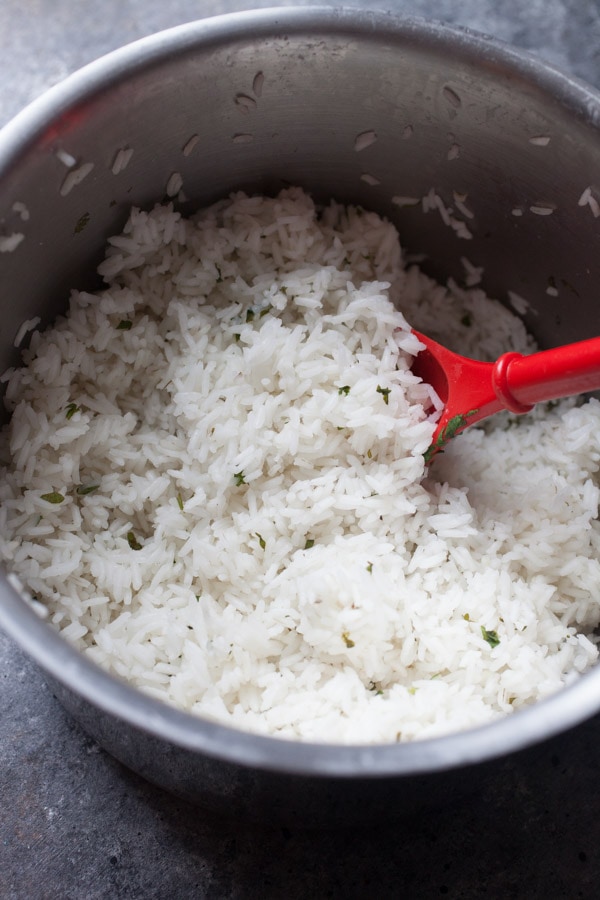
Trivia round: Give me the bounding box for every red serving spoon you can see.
[412,331,600,461]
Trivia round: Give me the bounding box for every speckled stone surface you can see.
[2,2,600,897]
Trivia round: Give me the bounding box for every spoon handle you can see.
[495,336,600,411]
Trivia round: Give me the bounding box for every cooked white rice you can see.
[2,187,600,743]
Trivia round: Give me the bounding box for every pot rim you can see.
[2,6,600,779]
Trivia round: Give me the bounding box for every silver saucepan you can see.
[1,7,600,826]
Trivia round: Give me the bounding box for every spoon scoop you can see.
[411,332,600,461]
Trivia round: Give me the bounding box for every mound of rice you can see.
[2,187,600,743]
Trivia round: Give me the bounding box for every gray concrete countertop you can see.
[2,2,600,897]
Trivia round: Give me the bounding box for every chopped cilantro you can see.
[304,538,315,550]
[481,626,500,648]
[342,631,355,648]
[424,409,479,462]
[234,333,241,342]
[259,305,272,318]
[76,484,99,496]
[245,309,255,323]
[117,320,132,330]
[176,493,184,511]
[463,612,470,621]
[376,385,391,405]
[366,562,373,574]
[215,264,223,283]
[256,533,266,550]
[41,491,64,504]
[338,385,351,396]
[127,531,143,551]
[74,212,90,234]
[65,402,80,420]
[234,471,246,486]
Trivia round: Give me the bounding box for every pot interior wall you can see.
[1,18,600,398]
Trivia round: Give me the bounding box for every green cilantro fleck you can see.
[127,531,143,551]
[366,562,373,574]
[259,305,272,319]
[234,471,246,486]
[76,484,100,496]
[176,493,184,511]
[117,320,132,330]
[481,626,500,648]
[376,385,391,405]
[215,264,223,283]
[65,402,80,420]
[463,612,470,621]
[423,409,479,463]
[338,385,351,396]
[41,491,64,504]
[304,538,315,550]
[256,533,266,550]
[245,309,255,323]
[74,212,90,234]
[234,333,241,342]
[342,631,355,648]
[408,686,417,695]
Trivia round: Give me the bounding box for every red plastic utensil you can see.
[411,331,600,461]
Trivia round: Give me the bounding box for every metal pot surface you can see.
[1,7,600,826]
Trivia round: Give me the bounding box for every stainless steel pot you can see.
[2,7,600,827]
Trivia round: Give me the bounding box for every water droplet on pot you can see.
[252,72,264,97]
[166,172,183,197]
[55,149,77,168]
[354,131,377,152]
[182,135,199,157]
[59,162,94,197]
[235,94,257,113]
[442,86,462,109]
[111,147,134,175]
